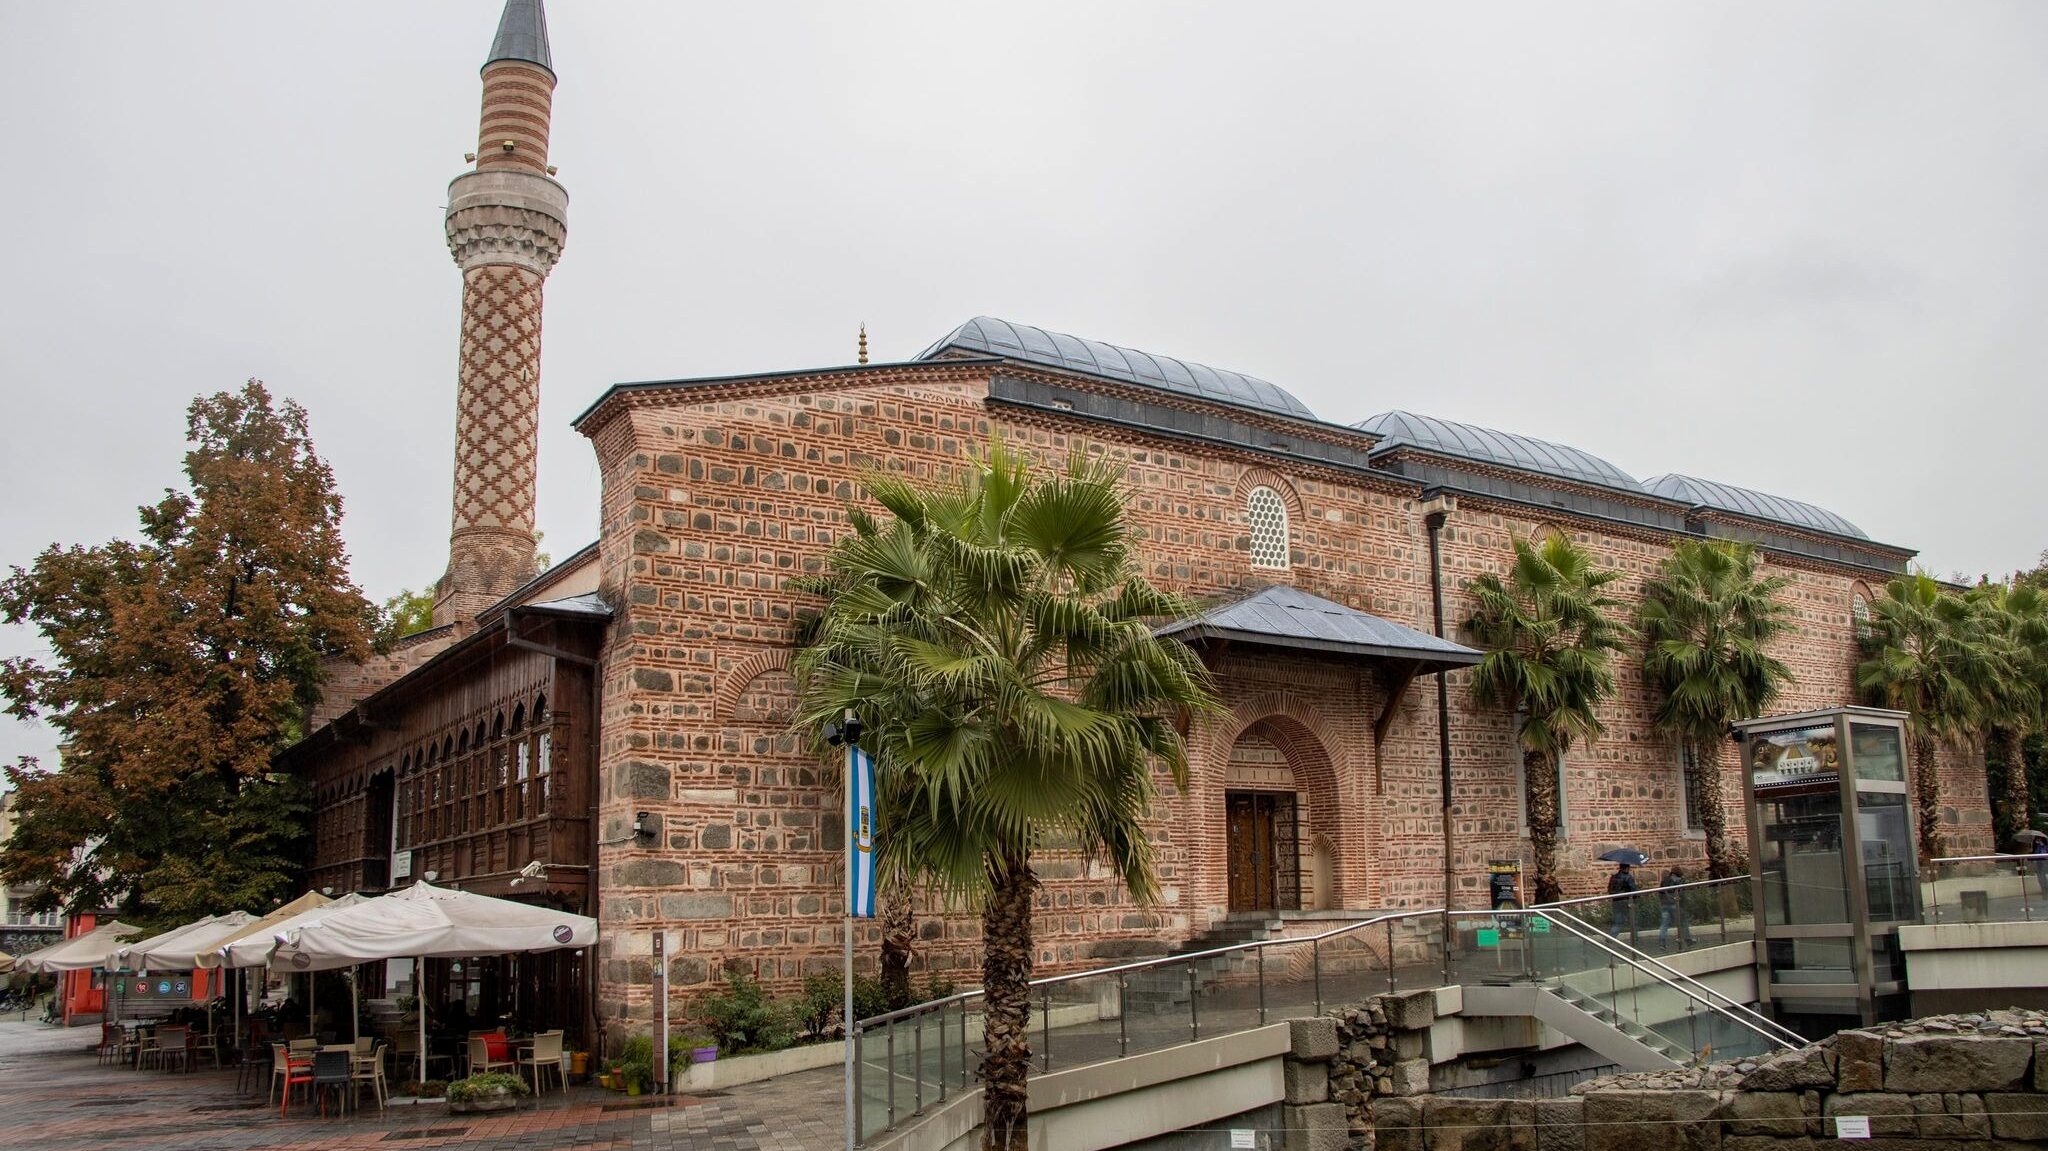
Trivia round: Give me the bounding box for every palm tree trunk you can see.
[1912,732,1944,863]
[1524,749,1564,903]
[880,869,915,1010]
[1688,739,1739,880]
[980,854,1036,1151]
[1993,727,2033,852]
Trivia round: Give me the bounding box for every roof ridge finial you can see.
[858,322,868,365]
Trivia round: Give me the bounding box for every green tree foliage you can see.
[1640,540,1793,879]
[1856,572,2009,862]
[1966,580,2048,848]
[376,586,437,648]
[791,441,1217,1151]
[1461,534,1631,903]
[0,381,374,923]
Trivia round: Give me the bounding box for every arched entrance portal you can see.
[1222,717,1337,912]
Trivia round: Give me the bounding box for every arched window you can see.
[533,693,548,724]
[1851,582,1873,631]
[1248,485,1290,570]
[510,704,525,733]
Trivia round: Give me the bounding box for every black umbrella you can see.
[1599,848,1650,866]
[2015,830,2048,849]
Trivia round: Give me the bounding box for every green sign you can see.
[1530,917,1551,934]
[1476,928,1501,948]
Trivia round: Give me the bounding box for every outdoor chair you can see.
[185,1027,219,1071]
[287,1038,317,1057]
[517,1030,567,1094]
[466,1035,514,1079]
[133,1028,160,1071]
[270,1043,312,1109]
[155,1025,191,1074]
[351,1042,388,1111]
[97,1023,133,1067]
[310,1048,354,1118]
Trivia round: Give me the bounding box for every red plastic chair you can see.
[279,1045,315,1119]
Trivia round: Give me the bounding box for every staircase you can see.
[1540,980,1690,1064]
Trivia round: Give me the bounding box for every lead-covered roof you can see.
[1642,473,1867,540]
[1354,409,1642,492]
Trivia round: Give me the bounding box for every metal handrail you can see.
[1532,873,1749,912]
[1541,907,1803,1050]
[1932,853,2045,865]
[854,905,1445,1030]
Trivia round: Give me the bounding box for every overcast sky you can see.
[1,1,2044,769]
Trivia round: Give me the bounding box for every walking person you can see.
[1658,864,1694,950]
[2031,836,2048,899]
[1606,862,1638,940]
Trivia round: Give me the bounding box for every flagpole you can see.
[842,738,856,1151]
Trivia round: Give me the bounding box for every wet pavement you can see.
[0,1021,844,1151]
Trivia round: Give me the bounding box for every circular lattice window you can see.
[1248,485,1290,569]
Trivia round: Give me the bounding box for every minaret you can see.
[433,0,569,627]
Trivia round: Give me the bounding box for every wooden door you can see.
[1227,791,1302,912]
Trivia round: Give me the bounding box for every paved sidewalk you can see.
[0,1022,844,1151]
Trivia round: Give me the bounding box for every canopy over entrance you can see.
[272,881,596,971]
[15,921,144,973]
[1155,584,1482,668]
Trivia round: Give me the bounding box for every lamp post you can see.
[827,709,868,1151]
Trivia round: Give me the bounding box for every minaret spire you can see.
[858,323,869,365]
[433,0,569,627]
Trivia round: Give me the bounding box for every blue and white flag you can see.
[847,745,877,919]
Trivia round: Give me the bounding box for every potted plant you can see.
[619,1057,652,1096]
[444,1072,529,1114]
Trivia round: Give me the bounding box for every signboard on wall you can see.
[1749,724,1840,788]
[392,850,412,880]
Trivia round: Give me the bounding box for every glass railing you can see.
[1529,875,1756,960]
[853,878,1772,1141]
[852,907,1452,1140]
[1925,855,2046,925]
[1530,908,1801,1062]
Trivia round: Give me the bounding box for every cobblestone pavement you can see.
[0,1022,843,1151]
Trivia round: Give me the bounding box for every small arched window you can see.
[1850,582,1874,632]
[1247,485,1290,570]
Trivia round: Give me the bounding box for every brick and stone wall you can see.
[574,362,1987,1022]
[1375,1010,2048,1150]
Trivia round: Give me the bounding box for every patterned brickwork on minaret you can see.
[433,0,567,628]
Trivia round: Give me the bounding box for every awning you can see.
[210,892,363,970]
[111,911,257,973]
[271,881,597,972]
[1155,584,1482,669]
[14,920,145,974]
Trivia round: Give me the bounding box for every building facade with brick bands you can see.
[292,2,1990,1040]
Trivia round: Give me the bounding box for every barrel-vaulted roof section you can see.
[918,317,1318,422]
[1643,473,1868,540]
[1354,410,1642,492]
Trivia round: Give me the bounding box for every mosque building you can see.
[289,1,1989,1038]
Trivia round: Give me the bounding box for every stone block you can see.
[1738,1045,1834,1092]
[1388,1057,1430,1096]
[612,759,672,800]
[1909,1091,1991,1139]
[1532,1097,1584,1151]
[1884,1034,2033,1093]
[1834,1030,1884,1093]
[1373,1097,1423,1151]
[1724,1091,1806,1138]
[614,858,685,888]
[1721,1139,1809,1151]
[1822,1092,1915,1138]
[1383,989,1439,1031]
[1282,1101,1349,1151]
[2036,1039,2048,1092]
[1422,1098,1535,1151]
[1582,1089,1723,1151]
[1290,1017,1340,1061]
[658,893,733,919]
[1985,1092,2048,1141]
[1285,1058,1330,1104]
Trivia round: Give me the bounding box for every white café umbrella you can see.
[210,893,362,1044]
[15,920,144,973]
[108,912,255,972]
[272,882,597,1081]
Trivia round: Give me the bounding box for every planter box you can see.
[448,1092,519,1114]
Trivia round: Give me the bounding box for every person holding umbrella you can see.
[1600,849,1648,942]
[2020,830,2048,898]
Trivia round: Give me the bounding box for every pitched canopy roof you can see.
[918,316,1317,421]
[1156,584,1481,668]
[1355,410,1642,492]
[486,0,552,74]
[1643,473,1868,540]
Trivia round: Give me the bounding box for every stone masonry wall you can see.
[1376,1009,2048,1151]
[576,362,1986,1021]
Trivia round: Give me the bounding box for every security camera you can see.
[501,139,516,152]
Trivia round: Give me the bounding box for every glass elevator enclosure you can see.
[1735,706,1917,1030]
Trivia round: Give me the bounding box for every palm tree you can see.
[1640,540,1793,879]
[1856,573,2006,862]
[1965,581,2047,848]
[792,442,1217,1151]
[1460,534,1631,903]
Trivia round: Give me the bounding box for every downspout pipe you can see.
[1424,498,1456,911]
